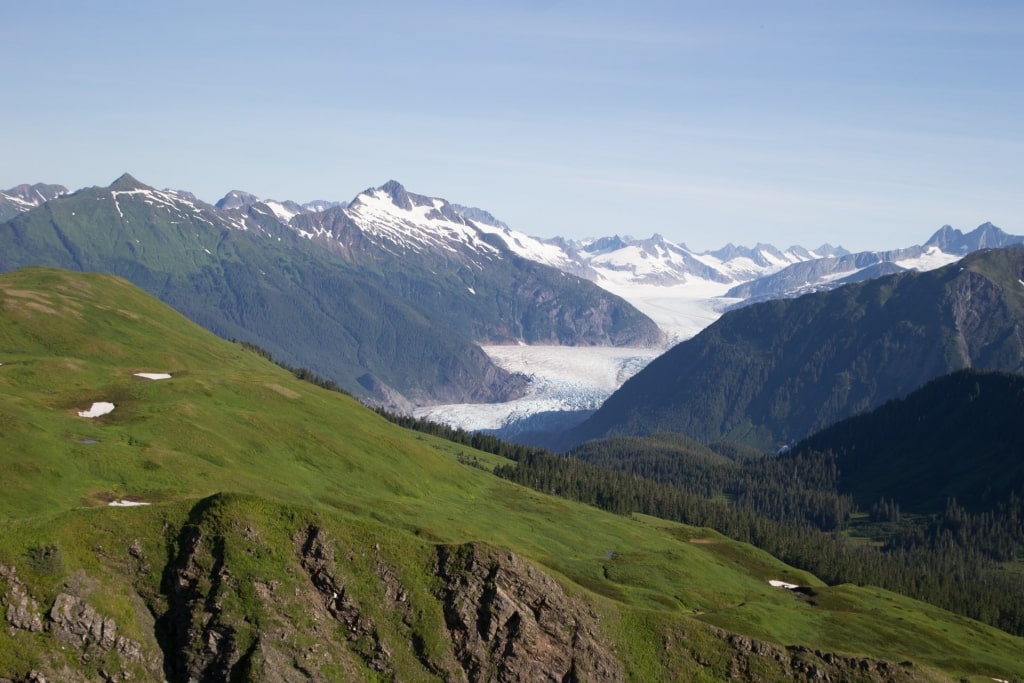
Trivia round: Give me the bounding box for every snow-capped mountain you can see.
[0,182,69,222]
[286,180,664,348]
[719,223,1024,308]
[299,180,509,261]
[408,212,1024,436]
[199,179,1024,436]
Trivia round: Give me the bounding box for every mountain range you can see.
[563,245,1024,451]
[3,170,1024,679]
[5,175,1019,432]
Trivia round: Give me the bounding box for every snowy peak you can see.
[302,199,344,213]
[107,179,220,226]
[583,235,631,255]
[376,179,417,211]
[215,190,261,211]
[450,204,508,230]
[96,174,287,238]
[329,181,504,259]
[0,182,68,206]
[109,172,148,191]
[0,182,69,221]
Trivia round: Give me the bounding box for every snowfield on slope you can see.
[592,277,739,343]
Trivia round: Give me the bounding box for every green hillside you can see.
[0,267,1021,681]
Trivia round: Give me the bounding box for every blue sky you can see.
[5,1,1022,251]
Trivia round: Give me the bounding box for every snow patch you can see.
[769,580,800,589]
[264,200,300,223]
[108,500,151,507]
[78,402,115,418]
[134,372,171,380]
[893,246,959,271]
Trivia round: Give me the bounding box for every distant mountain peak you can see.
[109,172,148,191]
[216,190,261,210]
[0,182,70,221]
[451,204,508,230]
[924,222,1016,255]
[376,180,413,210]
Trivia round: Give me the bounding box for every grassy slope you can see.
[0,267,1021,680]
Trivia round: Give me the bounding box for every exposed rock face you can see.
[295,525,393,675]
[0,516,961,682]
[49,593,117,650]
[436,543,624,683]
[159,524,247,682]
[0,565,44,633]
[719,631,925,682]
[0,564,157,682]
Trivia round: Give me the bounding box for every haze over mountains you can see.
[2,174,1021,433]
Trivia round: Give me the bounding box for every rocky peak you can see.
[583,235,629,254]
[1,182,68,204]
[925,222,1020,255]
[215,190,261,210]
[451,204,509,230]
[377,179,414,210]
[108,172,148,191]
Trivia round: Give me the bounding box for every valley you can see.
[2,177,1024,681]
[1,267,1022,681]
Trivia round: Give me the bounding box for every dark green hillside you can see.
[508,370,1024,637]
[0,175,522,405]
[2,267,1022,681]
[567,246,1024,450]
[789,369,1024,514]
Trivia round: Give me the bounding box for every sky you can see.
[4,1,1023,252]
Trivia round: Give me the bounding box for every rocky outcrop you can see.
[0,522,965,683]
[295,525,393,675]
[436,543,624,683]
[0,565,44,633]
[0,564,157,682]
[49,592,143,662]
[718,631,925,682]
[159,524,247,682]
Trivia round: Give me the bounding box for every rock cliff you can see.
[0,504,953,682]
